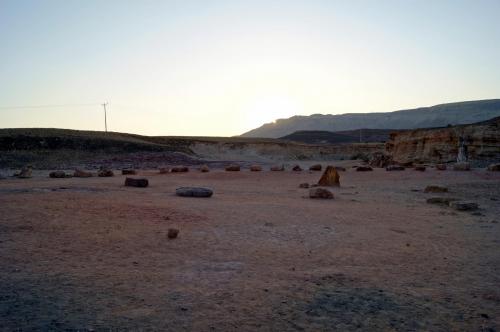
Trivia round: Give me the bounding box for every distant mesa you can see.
[241,99,500,138]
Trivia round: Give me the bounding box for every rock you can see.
[199,165,210,172]
[74,169,93,177]
[334,166,346,171]
[436,164,447,170]
[98,168,114,177]
[16,166,32,178]
[167,228,179,239]
[309,188,334,199]
[369,152,393,168]
[49,171,70,178]
[176,187,213,197]
[414,165,426,171]
[386,117,500,165]
[449,201,479,211]
[487,163,500,171]
[309,164,322,171]
[317,166,340,187]
[171,166,189,173]
[386,165,405,171]
[426,197,458,205]
[159,167,170,174]
[225,164,240,171]
[356,166,373,172]
[122,169,137,175]
[270,165,285,171]
[125,177,149,188]
[453,162,471,171]
[424,185,448,193]
[292,165,303,171]
[250,165,262,171]
[299,183,310,188]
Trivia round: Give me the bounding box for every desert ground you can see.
[1,163,499,331]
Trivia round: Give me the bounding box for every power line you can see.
[0,103,100,110]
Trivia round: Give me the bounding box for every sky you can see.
[1,0,500,136]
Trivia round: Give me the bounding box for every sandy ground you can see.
[0,163,499,331]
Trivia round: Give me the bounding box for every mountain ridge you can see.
[241,99,500,138]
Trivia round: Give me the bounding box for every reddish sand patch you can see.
[0,167,499,330]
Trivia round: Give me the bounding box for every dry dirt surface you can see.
[0,164,499,331]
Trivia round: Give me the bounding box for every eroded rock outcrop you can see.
[317,166,340,187]
[386,117,500,165]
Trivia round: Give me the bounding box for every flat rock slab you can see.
[449,201,479,211]
[309,164,322,171]
[176,187,213,198]
[426,197,458,205]
[309,188,334,199]
[424,185,448,193]
[386,165,405,171]
[98,169,114,177]
[225,165,240,171]
[49,171,72,178]
[171,166,189,173]
[125,177,149,188]
[356,166,373,172]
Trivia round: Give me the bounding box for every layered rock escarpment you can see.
[385,117,500,165]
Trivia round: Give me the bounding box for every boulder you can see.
[386,165,405,171]
[171,166,189,173]
[309,164,322,171]
[292,165,303,171]
[453,162,471,171]
[299,183,310,188]
[356,166,373,172]
[167,228,179,239]
[436,164,447,171]
[199,165,210,172]
[125,177,149,188]
[270,165,285,171]
[74,169,93,177]
[225,164,240,171]
[250,165,262,171]
[159,167,170,174]
[16,166,32,178]
[309,188,334,199]
[487,163,500,171]
[414,165,426,171]
[449,201,478,211]
[49,171,69,178]
[122,169,137,175]
[424,185,448,193]
[317,166,340,187]
[98,168,114,177]
[176,187,213,197]
[334,166,346,171]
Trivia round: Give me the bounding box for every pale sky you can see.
[1,0,499,136]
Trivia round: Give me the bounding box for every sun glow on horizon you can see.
[1,1,500,136]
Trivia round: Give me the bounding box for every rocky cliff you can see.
[386,116,500,166]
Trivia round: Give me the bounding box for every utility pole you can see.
[102,102,108,132]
